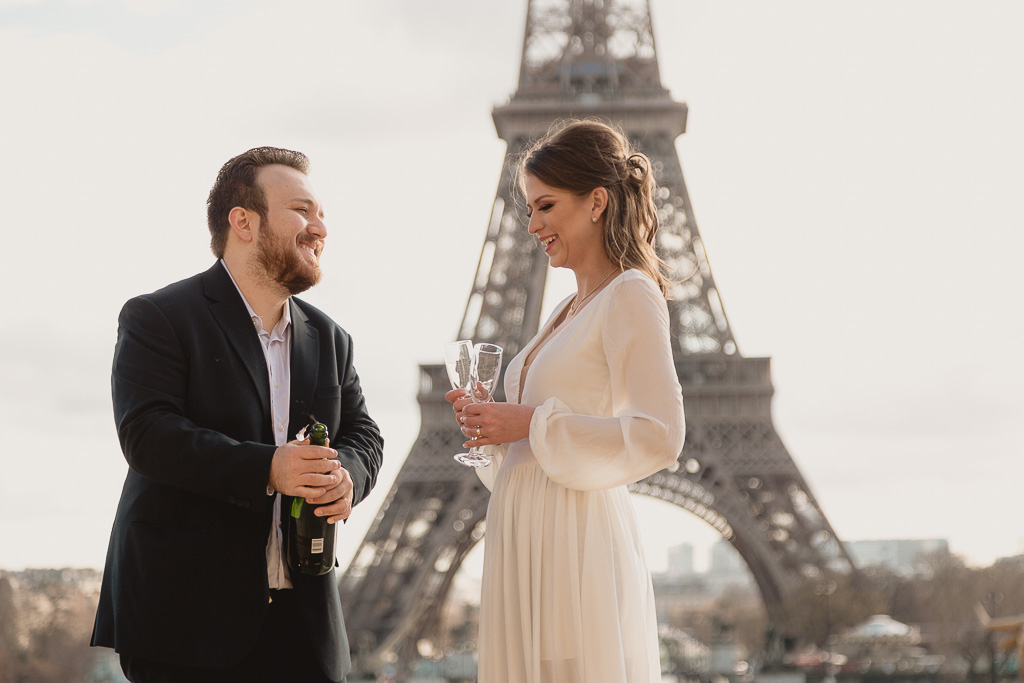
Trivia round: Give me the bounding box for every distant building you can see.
[667,542,695,577]
[843,539,948,573]
[710,540,746,574]
[658,538,954,600]
[994,553,1024,569]
[653,539,756,612]
[706,540,756,592]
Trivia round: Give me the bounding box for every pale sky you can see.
[1,0,1022,579]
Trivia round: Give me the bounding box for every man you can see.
[91,147,383,682]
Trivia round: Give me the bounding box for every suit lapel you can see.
[201,263,272,420]
[289,300,320,431]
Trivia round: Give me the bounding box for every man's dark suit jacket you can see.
[91,262,383,682]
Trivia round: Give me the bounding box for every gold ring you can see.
[476,428,482,437]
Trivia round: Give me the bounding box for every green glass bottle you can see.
[285,421,337,576]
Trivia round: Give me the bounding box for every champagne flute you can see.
[443,340,476,464]
[457,342,503,468]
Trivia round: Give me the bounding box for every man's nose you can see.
[308,216,327,239]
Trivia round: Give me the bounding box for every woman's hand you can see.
[445,387,534,446]
[459,401,535,447]
[444,388,472,408]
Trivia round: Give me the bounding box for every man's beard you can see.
[254,221,322,296]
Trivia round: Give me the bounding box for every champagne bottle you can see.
[285,421,337,576]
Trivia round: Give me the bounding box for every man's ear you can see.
[228,207,257,244]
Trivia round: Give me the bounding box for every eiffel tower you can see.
[339,0,855,669]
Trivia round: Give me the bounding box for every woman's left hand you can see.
[458,401,535,448]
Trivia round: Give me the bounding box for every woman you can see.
[447,119,685,683]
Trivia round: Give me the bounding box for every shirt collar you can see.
[219,259,292,338]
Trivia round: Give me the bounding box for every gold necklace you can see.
[569,269,618,316]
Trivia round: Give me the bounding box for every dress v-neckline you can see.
[515,299,571,405]
[514,271,627,404]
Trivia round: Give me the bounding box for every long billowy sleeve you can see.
[528,276,685,491]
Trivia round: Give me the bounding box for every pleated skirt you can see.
[476,453,661,683]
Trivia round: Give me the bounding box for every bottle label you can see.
[311,538,324,554]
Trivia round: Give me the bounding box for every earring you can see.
[592,216,598,223]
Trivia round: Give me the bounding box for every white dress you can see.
[475,270,686,683]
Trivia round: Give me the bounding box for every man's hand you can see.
[268,439,341,501]
[305,466,355,524]
[268,439,355,524]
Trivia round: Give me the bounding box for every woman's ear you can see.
[591,187,609,222]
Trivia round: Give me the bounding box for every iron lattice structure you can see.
[339,0,855,669]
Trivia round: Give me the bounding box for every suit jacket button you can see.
[268,595,273,604]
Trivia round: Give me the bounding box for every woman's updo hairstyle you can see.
[518,119,669,298]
